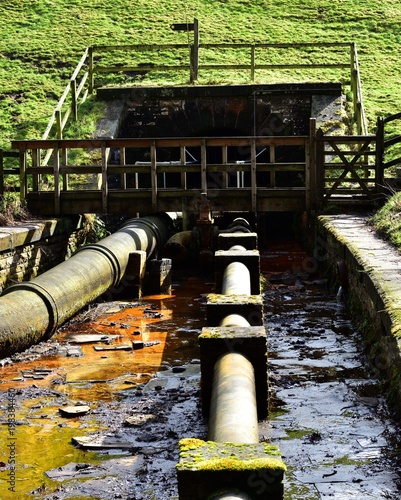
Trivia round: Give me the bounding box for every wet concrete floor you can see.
[0,241,400,499]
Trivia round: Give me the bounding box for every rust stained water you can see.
[0,275,207,498]
[1,243,401,499]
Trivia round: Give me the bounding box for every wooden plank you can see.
[101,143,108,212]
[251,140,257,211]
[151,141,157,211]
[201,140,207,193]
[53,144,60,215]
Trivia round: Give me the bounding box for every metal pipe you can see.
[207,352,259,443]
[0,215,172,358]
[221,261,251,295]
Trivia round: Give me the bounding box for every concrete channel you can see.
[0,214,401,498]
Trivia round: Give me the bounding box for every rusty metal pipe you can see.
[207,352,259,444]
[0,215,172,358]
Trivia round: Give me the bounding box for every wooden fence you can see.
[39,41,367,156]
[5,118,384,216]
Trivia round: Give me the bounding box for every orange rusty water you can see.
[0,275,208,498]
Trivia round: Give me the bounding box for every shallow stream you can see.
[0,240,400,499]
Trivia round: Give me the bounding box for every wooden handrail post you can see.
[71,78,78,121]
[101,143,109,212]
[190,18,199,83]
[53,143,61,215]
[151,141,157,211]
[222,145,228,189]
[32,148,39,192]
[375,116,385,195]
[0,149,4,195]
[201,140,207,193]
[89,46,94,93]
[180,145,187,189]
[251,45,255,82]
[120,147,126,189]
[269,144,276,188]
[19,150,27,205]
[56,109,63,139]
[251,139,257,211]
[306,118,317,210]
[315,128,325,204]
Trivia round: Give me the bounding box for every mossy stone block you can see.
[206,293,263,327]
[177,438,285,500]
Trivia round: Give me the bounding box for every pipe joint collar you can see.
[76,244,122,286]
[3,282,59,339]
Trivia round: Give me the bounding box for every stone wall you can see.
[315,215,401,417]
[0,217,85,293]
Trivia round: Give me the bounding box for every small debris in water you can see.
[59,405,91,417]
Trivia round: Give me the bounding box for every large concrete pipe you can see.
[220,314,250,327]
[213,494,251,500]
[207,352,259,444]
[0,215,172,358]
[221,261,251,296]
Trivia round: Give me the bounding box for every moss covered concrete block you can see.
[177,438,285,500]
[217,232,258,251]
[206,293,263,327]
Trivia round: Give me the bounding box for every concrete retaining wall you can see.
[316,214,401,416]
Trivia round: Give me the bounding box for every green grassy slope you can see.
[1,0,401,148]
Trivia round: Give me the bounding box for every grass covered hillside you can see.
[1,0,401,148]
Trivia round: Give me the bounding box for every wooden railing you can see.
[41,48,90,165]
[11,135,312,215]
[0,150,20,195]
[376,112,401,188]
[316,130,378,203]
[39,41,367,151]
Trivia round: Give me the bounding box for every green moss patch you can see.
[177,438,286,473]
